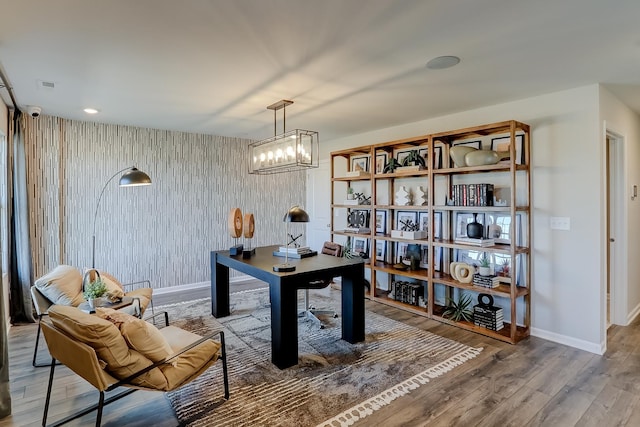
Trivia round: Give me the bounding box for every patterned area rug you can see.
[163,288,482,426]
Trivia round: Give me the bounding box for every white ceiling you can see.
[1,0,640,142]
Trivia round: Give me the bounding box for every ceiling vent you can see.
[37,80,55,90]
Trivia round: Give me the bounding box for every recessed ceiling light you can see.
[426,56,460,70]
[83,108,99,114]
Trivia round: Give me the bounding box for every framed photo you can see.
[351,155,370,172]
[452,140,481,149]
[347,209,370,229]
[485,212,522,245]
[352,237,369,256]
[375,210,387,234]
[454,212,484,239]
[419,245,443,270]
[375,153,388,174]
[418,212,443,238]
[455,249,482,266]
[395,242,408,263]
[375,240,387,261]
[395,149,413,165]
[418,146,443,169]
[491,134,525,165]
[395,210,418,231]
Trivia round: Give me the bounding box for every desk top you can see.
[213,245,364,277]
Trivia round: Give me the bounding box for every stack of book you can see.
[472,274,500,288]
[454,237,495,247]
[391,281,423,306]
[473,303,504,331]
[273,246,317,258]
[451,183,494,206]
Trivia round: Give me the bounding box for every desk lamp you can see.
[273,206,309,272]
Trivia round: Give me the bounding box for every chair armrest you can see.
[144,311,170,328]
[114,330,225,387]
[121,280,151,291]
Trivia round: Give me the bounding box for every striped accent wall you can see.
[23,116,306,289]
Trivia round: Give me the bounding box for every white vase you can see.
[395,186,411,205]
[478,266,492,276]
[413,186,427,206]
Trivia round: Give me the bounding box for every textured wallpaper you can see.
[23,116,306,289]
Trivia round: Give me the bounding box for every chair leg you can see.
[33,315,61,368]
[42,357,57,426]
[220,331,230,400]
[95,391,105,427]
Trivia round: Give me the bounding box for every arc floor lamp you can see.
[91,167,152,268]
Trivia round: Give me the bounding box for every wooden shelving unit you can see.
[330,120,531,344]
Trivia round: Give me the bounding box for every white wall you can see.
[314,84,607,353]
[599,86,640,325]
[0,100,8,327]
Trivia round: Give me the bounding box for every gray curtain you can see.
[1,114,11,418]
[8,111,34,323]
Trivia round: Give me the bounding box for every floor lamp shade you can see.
[273,206,310,272]
[92,166,152,268]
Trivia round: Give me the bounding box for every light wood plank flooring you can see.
[1,281,640,427]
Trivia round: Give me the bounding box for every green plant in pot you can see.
[442,293,473,322]
[84,278,107,308]
[478,253,492,276]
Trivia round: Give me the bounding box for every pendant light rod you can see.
[267,99,293,136]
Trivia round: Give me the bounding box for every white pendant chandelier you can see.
[248,100,319,175]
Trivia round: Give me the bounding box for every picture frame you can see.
[417,211,443,238]
[347,209,370,229]
[375,240,387,261]
[395,242,408,263]
[418,146,443,169]
[485,212,522,245]
[375,210,387,234]
[420,245,429,268]
[419,245,443,270]
[490,134,525,165]
[395,210,418,231]
[455,249,482,266]
[395,149,413,165]
[352,237,369,256]
[351,155,370,172]
[452,140,481,149]
[454,212,485,239]
[375,152,388,174]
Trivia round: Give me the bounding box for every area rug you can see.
[162,288,482,427]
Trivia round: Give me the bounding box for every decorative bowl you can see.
[449,146,477,167]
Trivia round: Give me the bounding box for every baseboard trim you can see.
[531,327,604,355]
[626,301,640,325]
[153,274,257,295]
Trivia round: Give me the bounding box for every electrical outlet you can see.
[550,217,570,230]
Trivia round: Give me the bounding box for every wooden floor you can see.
[2,281,640,427]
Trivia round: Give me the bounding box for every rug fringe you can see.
[316,347,484,427]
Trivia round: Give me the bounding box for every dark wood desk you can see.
[211,245,365,369]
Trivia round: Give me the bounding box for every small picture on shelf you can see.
[351,155,370,173]
[485,213,522,245]
[417,211,443,238]
[395,149,412,165]
[418,146,443,169]
[420,245,443,270]
[420,245,429,268]
[352,237,369,257]
[375,153,388,174]
[490,134,525,165]
[452,140,481,149]
[395,242,408,264]
[375,210,387,234]
[347,210,370,229]
[396,211,418,231]
[375,240,387,261]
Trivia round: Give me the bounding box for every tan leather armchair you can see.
[41,305,229,426]
[31,265,154,367]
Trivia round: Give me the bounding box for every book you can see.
[273,250,317,259]
[454,237,495,247]
[279,246,310,253]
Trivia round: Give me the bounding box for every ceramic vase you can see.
[466,213,483,239]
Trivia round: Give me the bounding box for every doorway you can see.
[606,130,625,330]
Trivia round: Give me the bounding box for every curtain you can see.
[0,115,11,418]
[8,111,34,323]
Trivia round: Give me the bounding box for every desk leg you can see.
[341,264,365,343]
[270,281,298,369]
[210,252,230,317]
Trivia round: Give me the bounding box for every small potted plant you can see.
[84,278,108,308]
[478,254,492,276]
[347,187,355,200]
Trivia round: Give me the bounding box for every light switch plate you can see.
[550,216,570,230]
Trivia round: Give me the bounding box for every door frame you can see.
[605,126,626,330]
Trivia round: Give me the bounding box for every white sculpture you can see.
[413,186,427,206]
[395,185,411,206]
